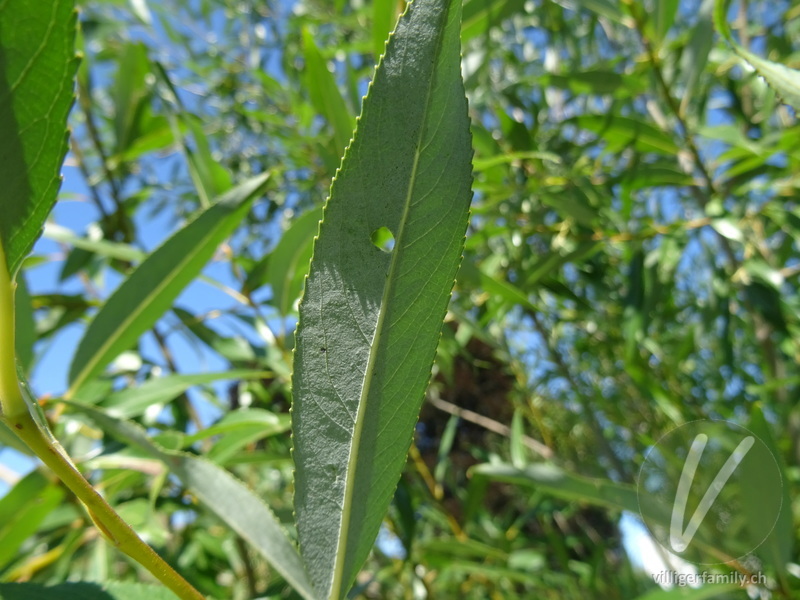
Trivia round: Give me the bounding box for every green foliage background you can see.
[1,0,799,598]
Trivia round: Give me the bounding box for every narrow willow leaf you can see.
[111,43,151,159]
[372,0,399,60]
[64,401,317,600]
[743,405,792,584]
[0,0,79,277]
[242,207,322,313]
[653,0,679,43]
[573,115,680,155]
[678,0,714,116]
[43,223,146,262]
[291,0,472,596]
[714,0,800,110]
[472,463,727,562]
[301,29,354,159]
[67,174,268,396]
[265,207,322,315]
[632,584,744,600]
[98,370,272,418]
[471,463,645,515]
[0,472,64,568]
[461,0,526,42]
[14,275,34,372]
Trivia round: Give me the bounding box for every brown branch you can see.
[427,395,554,460]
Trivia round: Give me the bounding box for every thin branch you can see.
[427,396,554,460]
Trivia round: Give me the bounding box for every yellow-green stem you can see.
[6,410,205,600]
[0,247,21,418]
[0,245,204,600]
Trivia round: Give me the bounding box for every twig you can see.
[426,396,554,460]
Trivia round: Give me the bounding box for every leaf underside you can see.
[0,0,78,276]
[291,0,473,597]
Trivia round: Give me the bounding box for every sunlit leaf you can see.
[0,0,78,276]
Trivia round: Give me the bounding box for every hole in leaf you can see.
[370,226,395,253]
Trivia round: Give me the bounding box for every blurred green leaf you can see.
[13,274,34,372]
[373,0,400,60]
[243,207,322,315]
[188,408,291,463]
[64,401,317,600]
[745,405,793,584]
[173,306,258,365]
[473,150,560,171]
[573,115,680,155]
[183,116,233,205]
[678,0,714,115]
[0,471,64,568]
[715,0,800,109]
[471,462,643,515]
[632,584,745,600]
[549,0,624,23]
[44,223,146,262]
[544,70,639,96]
[652,0,679,42]
[302,28,355,159]
[96,370,272,418]
[0,582,180,600]
[462,0,526,42]
[67,174,268,396]
[111,43,152,158]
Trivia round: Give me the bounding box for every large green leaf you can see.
[291,0,472,596]
[0,0,79,276]
[63,401,316,600]
[66,174,268,396]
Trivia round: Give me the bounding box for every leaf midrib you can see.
[327,5,452,597]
